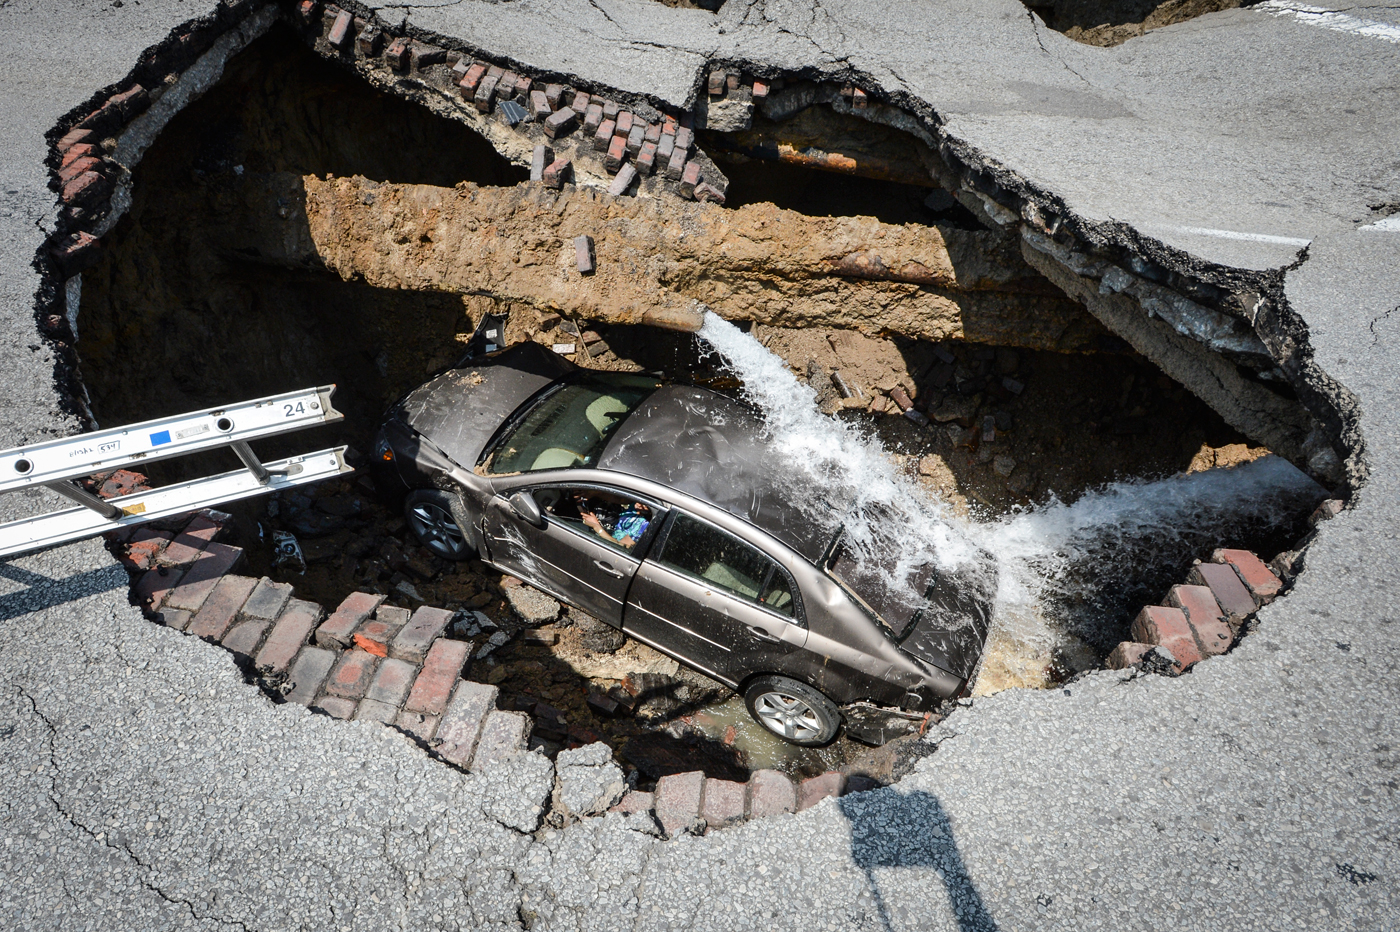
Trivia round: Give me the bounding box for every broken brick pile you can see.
[300,1,726,205]
[1105,500,1338,672]
[612,767,872,837]
[116,508,536,776]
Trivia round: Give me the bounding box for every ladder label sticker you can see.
[121,502,147,516]
[150,430,172,446]
[175,424,210,441]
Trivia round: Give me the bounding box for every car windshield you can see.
[487,373,660,474]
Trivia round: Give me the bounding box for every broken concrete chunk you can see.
[554,742,627,818]
[506,583,561,625]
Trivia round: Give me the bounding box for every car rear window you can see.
[656,514,796,618]
[488,373,659,474]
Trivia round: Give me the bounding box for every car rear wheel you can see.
[743,676,841,747]
[404,489,474,561]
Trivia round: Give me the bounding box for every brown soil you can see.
[1024,0,1250,46]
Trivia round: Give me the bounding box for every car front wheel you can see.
[404,488,474,561]
[743,675,841,747]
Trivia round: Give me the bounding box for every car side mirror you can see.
[507,491,545,528]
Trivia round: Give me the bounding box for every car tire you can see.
[743,675,841,747]
[404,488,475,562]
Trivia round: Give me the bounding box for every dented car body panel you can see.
[374,347,994,713]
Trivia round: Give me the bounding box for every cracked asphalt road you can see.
[2,1,1398,929]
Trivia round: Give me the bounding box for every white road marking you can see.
[1255,1,1400,46]
[1360,215,1400,232]
[1170,225,1312,247]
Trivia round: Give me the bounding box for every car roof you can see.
[595,384,842,563]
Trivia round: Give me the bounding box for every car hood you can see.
[829,537,997,680]
[389,343,572,468]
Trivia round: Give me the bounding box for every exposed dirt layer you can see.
[1024,0,1252,46]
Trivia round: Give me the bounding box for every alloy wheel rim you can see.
[753,691,822,741]
[410,502,466,556]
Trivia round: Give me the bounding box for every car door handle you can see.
[593,559,625,578]
[748,625,780,643]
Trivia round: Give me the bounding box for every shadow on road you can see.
[838,789,999,932]
[0,561,128,622]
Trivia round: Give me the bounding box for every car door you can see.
[481,482,662,627]
[622,511,808,685]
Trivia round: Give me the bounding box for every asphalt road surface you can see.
[1,1,1396,929]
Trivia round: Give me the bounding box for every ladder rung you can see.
[0,447,351,559]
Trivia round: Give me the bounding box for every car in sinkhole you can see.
[371,342,997,745]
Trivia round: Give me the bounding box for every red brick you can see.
[254,599,323,674]
[610,790,654,815]
[543,108,578,139]
[325,649,380,699]
[701,778,746,831]
[354,698,399,723]
[529,89,551,120]
[593,118,616,151]
[365,657,418,707]
[284,646,337,705]
[58,156,101,185]
[327,9,353,47]
[395,709,440,742]
[154,608,191,631]
[61,171,109,208]
[797,772,847,811]
[50,231,101,275]
[296,0,319,25]
[57,127,94,152]
[312,696,357,720]
[726,73,740,91]
[181,514,226,544]
[693,183,725,205]
[220,620,269,658]
[615,111,634,136]
[851,87,868,109]
[655,771,705,837]
[389,606,453,662]
[643,122,662,145]
[405,638,471,714]
[384,37,410,70]
[605,134,627,172]
[473,73,500,112]
[570,91,591,112]
[530,143,552,181]
[544,83,565,108]
[1129,604,1202,668]
[315,591,386,648]
[608,163,637,197]
[499,71,520,100]
[435,680,498,766]
[746,769,796,819]
[751,79,769,99]
[60,144,98,169]
[541,157,571,189]
[679,162,701,198]
[1167,584,1234,657]
[664,148,687,181]
[582,103,604,133]
[1105,641,1155,670]
[157,528,212,567]
[674,126,693,152]
[164,542,245,612]
[240,577,294,621]
[1188,563,1257,618]
[355,26,382,56]
[413,45,448,71]
[458,62,487,97]
[625,123,645,155]
[471,710,531,768]
[352,617,400,657]
[601,99,620,120]
[707,70,725,96]
[1212,549,1282,603]
[636,141,657,175]
[186,575,258,640]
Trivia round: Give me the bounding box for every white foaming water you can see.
[698,312,1327,692]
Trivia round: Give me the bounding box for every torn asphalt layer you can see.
[2,0,1399,929]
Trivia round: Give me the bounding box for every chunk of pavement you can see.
[474,748,554,832]
[576,611,626,653]
[654,771,705,837]
[472,710,532,769]
[554,742,627,818]
[505,585,561,625]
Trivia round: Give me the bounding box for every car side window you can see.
[656,513,798,619]
[532,486,658,554]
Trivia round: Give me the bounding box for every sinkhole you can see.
[71,23,1327,789]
